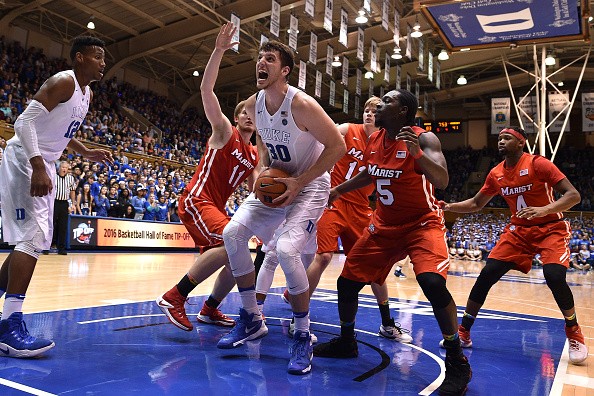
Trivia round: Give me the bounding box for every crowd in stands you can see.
[446,212,594,272]
[1,36,594,232]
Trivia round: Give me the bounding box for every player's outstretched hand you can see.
[86,149,114,167]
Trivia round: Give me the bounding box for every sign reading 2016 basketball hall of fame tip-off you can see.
[68,215,195,249]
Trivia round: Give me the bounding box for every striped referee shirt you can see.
[55,173,77,201]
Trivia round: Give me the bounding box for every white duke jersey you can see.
[255,85,324,177]
[11,70,90,162]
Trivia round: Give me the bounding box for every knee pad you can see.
[277,233,309,295]
[416,272,452,310]
[255,251,279,295]
[14,241,41,260]
[222,220,250,256]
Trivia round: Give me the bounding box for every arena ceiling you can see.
[1,0,593,122]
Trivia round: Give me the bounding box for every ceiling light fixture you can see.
[460,47,471,52]
[545,53,556,66]
[355,10,368,24]
[287,29,299,34]
[331,56,342,67]
[410,18,423,38]
[391,47,402,60]
[457,75,467,85]
[87,21,95,30]
[437,49,449,61]
[192,70,200,77]
[364,71,374,80]
[558,81,564,87]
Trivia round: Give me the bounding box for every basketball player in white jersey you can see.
[0,36,113,357]
[219,38,346,375]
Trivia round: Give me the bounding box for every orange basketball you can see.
[255,168,290,207]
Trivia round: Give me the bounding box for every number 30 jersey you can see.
[12,70,90,162]
[480,152,566,226]
[255,85,324,177]
[364,126,443,225]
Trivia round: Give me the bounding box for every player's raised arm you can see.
[200,22,239,145]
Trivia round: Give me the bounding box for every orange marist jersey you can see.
[184,126,258,211]
[480,152,566,226]
[331,123,375,207]
[364,126,443,225]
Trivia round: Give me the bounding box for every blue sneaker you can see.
[0,312,55,358]
[288,330,313,375]
[217,308,268,349]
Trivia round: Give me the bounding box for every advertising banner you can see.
[548,91,570,132]
[68,216,195,249]
[581,93,594,132]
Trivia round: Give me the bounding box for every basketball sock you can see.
[205,295,221,309]
[257,301,265,317]
[378,299,392,326]
[340,321,355,339]
[564,312,578,327]
[237,285,259,315]
[442,332,463,356]
[176,273,198,297]
[461,311,476,330]
[3,294,25,319]
[293,311,310,332]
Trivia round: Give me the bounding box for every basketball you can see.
[255,168,290,207]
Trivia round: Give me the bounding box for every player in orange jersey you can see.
[156,23,259,332]
[303,96,412,342]
[440,126,587,365]
[313,89,471,396]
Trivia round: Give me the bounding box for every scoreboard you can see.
[423,121,462,133]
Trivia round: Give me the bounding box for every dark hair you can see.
[395,89,418,125]
[507,126,528,139]
[260,40,295,78]
[70,36,105,61]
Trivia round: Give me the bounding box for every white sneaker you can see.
[288,319,317,344]
[379,319,412,343]
[566,325,588,364]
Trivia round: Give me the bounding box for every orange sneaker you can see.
[566,325,588,364]
[197,302,235,327]
[156,287,193,331]
[458,325,473,348]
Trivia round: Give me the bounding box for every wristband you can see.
[412,149,424,159]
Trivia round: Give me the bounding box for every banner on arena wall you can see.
[393,12,400,46]
[315,70,322,98]
[270,0,280,37]
[329,80,336,106]
[343,89,349,114]
[418,38,424,72]
[427,52,434,83]
[68,216,195,249]
[382,0,389,31]
[356,69,362,95]
[491,97,510,134]
[230,14,240,52]
[298,60,306,90]
[357,28,364,62]
[342,56,349,86]
[436,61,441,90]
[517,96,537,134]
[396,65,401,89]
[289,15,298,51]
[548,91,570,132]
[309,33,317,65]
[339,8,348,47]
[384,53,390,83]
[370,40,378,73]
[582,92,594,132]
[326,45,333,76]
[305,0,315,18]
[406,73,411,92]
[324,0,333,34]
[354,95,360,119]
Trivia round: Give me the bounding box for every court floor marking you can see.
[0,378,56,396]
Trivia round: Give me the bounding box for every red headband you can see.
[499,128,525,144]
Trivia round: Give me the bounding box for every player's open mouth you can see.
[257,71,268,81]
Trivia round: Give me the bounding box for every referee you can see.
[53,161,77,255]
